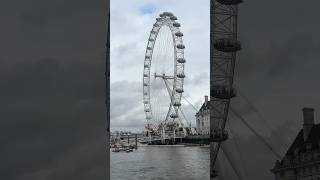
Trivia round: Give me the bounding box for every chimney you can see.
[205,95,208,104]
[302,107,315,141]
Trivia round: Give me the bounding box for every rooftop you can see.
[284,123,320,159]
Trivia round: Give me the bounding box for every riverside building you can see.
[195,96,210,135]
[271,107,320,180]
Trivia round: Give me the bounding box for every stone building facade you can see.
[195,96,210,135]
[271,107,320,180]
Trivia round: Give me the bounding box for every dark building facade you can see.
[271,108,320,180]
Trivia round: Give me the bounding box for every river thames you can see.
[111,146,209,180]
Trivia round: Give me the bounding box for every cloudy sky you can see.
[2,0,320,179]
[110,0,210,132]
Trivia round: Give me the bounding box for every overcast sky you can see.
[2,0,320,179]
[110,0,210,132]
[1,0,107,179]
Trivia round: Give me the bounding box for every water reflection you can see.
[111,146,209,180]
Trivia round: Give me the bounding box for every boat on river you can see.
[125,148,133,152]
[112,144,135,153]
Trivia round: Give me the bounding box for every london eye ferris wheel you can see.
[143,12,186,135]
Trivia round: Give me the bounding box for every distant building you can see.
[195,96,210,135]
[271,107,320,180]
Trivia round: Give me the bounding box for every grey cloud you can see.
[184,72,209,86]
[0,58,104,98]
[1,0,107,179]
[110,81,141,116]
[110,80,145,129]
[1,81,106,180]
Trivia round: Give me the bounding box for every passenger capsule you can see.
[170,16,178,20]
[175,32,183,37]
[145,55,150,59]
[176,88,184,93]
[143,74,148,77]
[173,22,181,27]
[211,85,236,99]
[214,38,241,52]
[144,64,149,68]
[163,12,173,17]
[144,100,148,104]
[176,44,185,49]
[170,114,178,118]
[177,74,185,78]
[147,47,152,50]
[148,38,155,41]
[173,102,181,106]
[177,58,186,63]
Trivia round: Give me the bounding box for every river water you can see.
[111,146,209,180]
